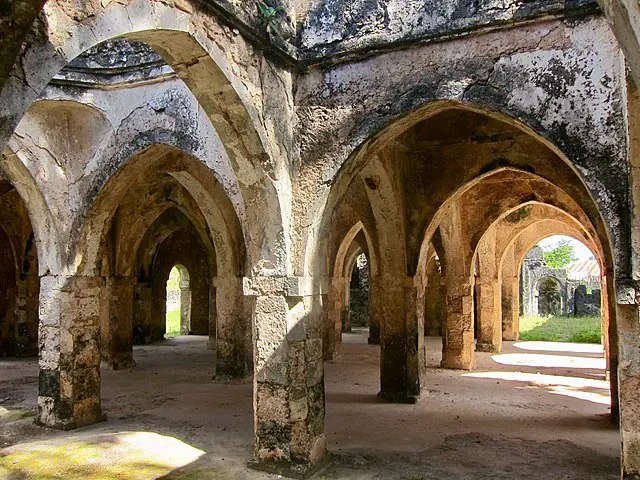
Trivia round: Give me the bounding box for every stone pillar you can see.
[621,76,640,478]
[501,277,519,341]
[324,276,343,360]
[405,276,425,399]
[246,276,327,477]
[439,202,476,370]
[501,246,519,341]
[442,279,476,369]
[475,278,502,352]
[368,277,381,345]
[180,277,192,335]
[132,282,152,344]
[100,276,135,370]
[215,277,250,379]
[475,229,502,353]
[376,275,424,402]
[617,290,640,478]
[15,273,39,355]
[38,275,105,429]
[341,277,352,333]
[208,282,217,351]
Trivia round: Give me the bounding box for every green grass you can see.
[519,315,602,343]
[165,308,181,337]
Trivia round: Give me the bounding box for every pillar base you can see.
[247,452,331,480]
[476,342,501,353]
[36,398,106,431]
[107,354,135,371]
[377,390,426,404]
[441,355,475,370]
[367,336,380,345]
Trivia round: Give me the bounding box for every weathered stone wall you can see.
[300,0,599,62]
[1,1,639,477]
[295,14,628,278]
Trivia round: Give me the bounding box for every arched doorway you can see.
[165,265,191,338]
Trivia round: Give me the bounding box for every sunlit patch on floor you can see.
[462,371,610,405]
[0,431,205,480]
[491,353,606,370]
[513,341,604,354]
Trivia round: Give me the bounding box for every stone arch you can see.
[0,0,288,275]
[0,146,62,275]
[77,144,242,280]
[302,100,620,284]
[132,206,216,346]
[325,221,378,359]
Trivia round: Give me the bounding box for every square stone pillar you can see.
[15,273,39,355]
[132,282,152,344]
[368,278,381,345]
[475,228,502,353]
[405,276,426,399]
[475,277,502,353]
[38,275,105,430]
[215,276,251,379]
[501,276,520,341]
[245,276,327,477]
[324,277,344,360]
[442,280,476,370]
[376,275,424,402]
[500,245,519,341]
[439,202,476,370]
[616,280,640,478]
[100,276,135,370]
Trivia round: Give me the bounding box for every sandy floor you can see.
[0,330,619,479]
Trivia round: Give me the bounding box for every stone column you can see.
[475,229,502,353]
[132,282,152,344]
[405,276,426,399]
[179,277,192,335]
[38,275,105,429]
[215,276,250,379]
[100,276,135,370]
[439,202,476,370]
[617,285,640,478]
[341,277,352,333]
[324,276,343,360]
[208,282,217,351]
[368,277,381,345]
[475,278,502,352]
[602,273,618,413]
[442,279,476,369]
[15,273,39,355]
[376,275,424,402]
[621,76,640,478]
[501,246,519,341]
[246,276,327,477]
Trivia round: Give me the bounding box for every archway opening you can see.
[519,235,603,345]
[319,103,618,476]
[165,265,191,338]
[0,177,39,358]
[345,253,370,334]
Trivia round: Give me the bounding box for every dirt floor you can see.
[0,330,619,479]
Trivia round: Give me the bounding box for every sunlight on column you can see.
[0,431,205,480]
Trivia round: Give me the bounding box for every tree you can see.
[543,239,577,269]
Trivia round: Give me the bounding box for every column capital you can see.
[243,276,328,297]
[616,278,640,305]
